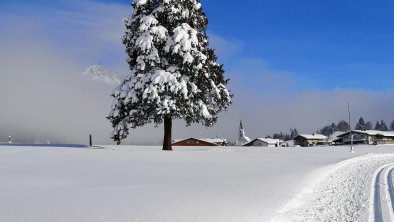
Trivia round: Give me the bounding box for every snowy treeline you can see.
[270,118,394,139]
[270,129,299,141]
[372,119,391,131]
[354,117,373,131]
[353,117,394,131]
[317,117,394,136]
[318,120,351,136]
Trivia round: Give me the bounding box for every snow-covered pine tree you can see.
[317,123,337,136]
[366,121,373,130]
[337,120,350,132]
[374,121,381,130]
[391,120,394,131]
[108,0,232,150]
[380,120,388,131]
[355,117,366,131]
[290,128,298,139]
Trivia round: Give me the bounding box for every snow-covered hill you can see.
[1,145,394,221]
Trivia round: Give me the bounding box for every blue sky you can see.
[2,0,394,91]
[1,0,394,143]
[207,0,394,91]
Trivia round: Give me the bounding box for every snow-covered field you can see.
[1,145,394,222]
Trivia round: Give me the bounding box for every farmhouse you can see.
[172,138,227,146]
[243,138,285,147]
[293,134,328,147]
[336,130,394,145]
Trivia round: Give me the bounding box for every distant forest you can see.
[271,117,394,140]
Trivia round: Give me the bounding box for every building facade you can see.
[337,130,394,145]
[293,134,328,147]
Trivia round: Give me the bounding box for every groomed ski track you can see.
[272,154,394,222]
[369,163,394,222]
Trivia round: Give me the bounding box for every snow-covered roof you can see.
[328,131,344,142]
[255,138,283,144]
[337,130,394,137]
[200,138,227,144]
[173,138,226,144]
[243,138,283,147]
[296,134,328,140]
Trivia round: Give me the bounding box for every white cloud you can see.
[0,1,130,69]
[209,34,244,60]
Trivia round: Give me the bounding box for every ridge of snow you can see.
[272,153,394,221]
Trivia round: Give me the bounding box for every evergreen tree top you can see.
[108,0,232,144]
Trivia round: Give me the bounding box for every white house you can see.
[243,138,285,147]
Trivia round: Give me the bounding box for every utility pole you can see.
[348,102,354,153]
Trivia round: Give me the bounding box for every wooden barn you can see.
[172,138,227,146]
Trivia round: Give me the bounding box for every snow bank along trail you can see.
[369,162,394,222]
[272,154,394,222]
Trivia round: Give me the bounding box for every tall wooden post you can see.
[348,102,354,153]
[89,134,92,147]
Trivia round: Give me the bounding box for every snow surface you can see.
[2,145,394,222]
[272,153,394,221]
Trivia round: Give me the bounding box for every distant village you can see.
[173,119,394,147]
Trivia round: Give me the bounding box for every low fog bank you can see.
[0,40,115,145]
[1,38,393,145]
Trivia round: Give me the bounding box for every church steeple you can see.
[239,120,244,139]
[238,120,250,145]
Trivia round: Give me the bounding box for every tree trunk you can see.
[163,116,172,151]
